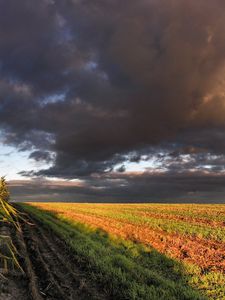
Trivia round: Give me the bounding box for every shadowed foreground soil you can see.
[0,217,109,300]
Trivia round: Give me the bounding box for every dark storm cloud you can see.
[9,172,225,203]
[1,0,225,200]
[29,150,54,163]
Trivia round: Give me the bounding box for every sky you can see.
[1,0,225,202]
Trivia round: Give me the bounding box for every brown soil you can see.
[0,272,29,300]
[0,218,109,300]
[61,212,225,273]
[138,211,225,228]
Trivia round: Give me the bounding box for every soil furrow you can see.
[1,214,110,300]
[20,216,109,300]
[30,223,100,299]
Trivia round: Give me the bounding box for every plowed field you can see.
[1,203,224,300]
[25,203,225,299]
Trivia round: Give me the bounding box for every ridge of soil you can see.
[0,215,109,300]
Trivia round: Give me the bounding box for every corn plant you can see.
[0,177,23,274]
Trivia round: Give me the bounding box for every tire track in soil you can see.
[20,215,109,300]
[1,216,110,300]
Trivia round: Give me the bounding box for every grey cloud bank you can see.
[1,1,225,202]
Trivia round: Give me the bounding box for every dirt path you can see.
[0,217,109,300]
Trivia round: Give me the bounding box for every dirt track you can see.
[0,216,109,300]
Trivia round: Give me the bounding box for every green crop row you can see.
[48,204,225,242]
[70,203,225,222]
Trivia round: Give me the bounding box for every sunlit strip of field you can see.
[27,203,225,299]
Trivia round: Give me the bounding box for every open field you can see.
[14,203,224,300]
[0,203,224,299]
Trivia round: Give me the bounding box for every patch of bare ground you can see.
[138,211,225,228]
[62,212,225,273]
[0,273,29,300]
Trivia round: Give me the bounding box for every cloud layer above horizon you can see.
[1,0,225,202]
